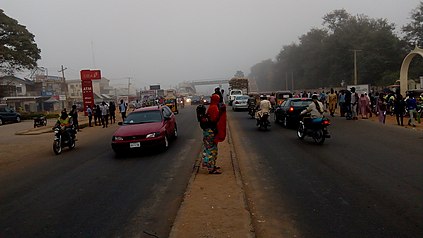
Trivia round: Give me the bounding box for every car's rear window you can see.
[231,90,242,95]
[124,110,162,124]
[235,96,249,100]
[291,100,312,107]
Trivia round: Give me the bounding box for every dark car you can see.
[0,105,21,126]
[191,95,201,105]
[111,105,177,155]
[274,98,313,128]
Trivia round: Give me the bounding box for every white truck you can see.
[228,77,249,105]
[228,89,243,106]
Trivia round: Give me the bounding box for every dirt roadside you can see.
[169,125,255,238]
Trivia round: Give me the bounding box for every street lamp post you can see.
[350,49,362,85]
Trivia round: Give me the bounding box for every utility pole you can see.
[58,65,68,109]
[285,72,288,90]
[128,77,131,95]
[350,49,362,85]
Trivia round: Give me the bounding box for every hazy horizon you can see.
[2,0,420,93]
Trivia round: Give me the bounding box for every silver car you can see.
[232,95,250,111]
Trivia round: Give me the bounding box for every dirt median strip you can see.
[169,126,255,238]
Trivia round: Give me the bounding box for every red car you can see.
[111,105,177,155]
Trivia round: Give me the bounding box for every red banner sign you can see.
[81,80,94,116]
[80,69,102,81]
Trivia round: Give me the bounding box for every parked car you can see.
[111,105,177,156]
[274,98,313,128]
[0,105,21,125]
[232,95,250,111]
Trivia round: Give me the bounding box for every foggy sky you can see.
[2,0,420,91]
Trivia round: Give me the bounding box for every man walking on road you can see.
[119,99,127,122]
[86,105,93,127]
[101,101,109,128]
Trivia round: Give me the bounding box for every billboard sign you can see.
[81,69,102,81]
[347,84,370,95]
[81,80,94,115]
[150,84,160,90]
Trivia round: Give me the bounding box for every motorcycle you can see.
[257,111,270,130]
[53,126,76,155]
[248,104,256,118]
[297,116,331,144]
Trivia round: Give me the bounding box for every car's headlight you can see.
[113,136,124,141]
[146,132,160,138]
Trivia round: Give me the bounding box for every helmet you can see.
[311,94,318,100]
[260,95,266,100]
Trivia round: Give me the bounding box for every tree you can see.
[234,70,245,78]
[402,1,423,48]
[0,9,41,75]
[260,9,404,89]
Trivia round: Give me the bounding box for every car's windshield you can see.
[291,100,312,107]
[124,110,162,124]
[231,90,242,95]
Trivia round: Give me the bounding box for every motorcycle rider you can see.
[256,95,272,126]
[300,94,325,124]
[55,109,75,141]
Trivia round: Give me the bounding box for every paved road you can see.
[0,106,202,238]
[229,109,423,238]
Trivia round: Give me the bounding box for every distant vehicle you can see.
[232,95,250,111]
[228,89,243,106]
[202,96,211,105]
[111,105,177,156]
[274,98,313,128]
[228,77,249,94]
[275,91,293,105]
[0,105,21,126]
[191,95,201,105]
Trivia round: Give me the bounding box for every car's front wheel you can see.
[16,116,21,123]
[0,118,3,126]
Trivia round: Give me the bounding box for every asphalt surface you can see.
[0,106,203,238]
[1,107,422,238]
[229,109,423,238]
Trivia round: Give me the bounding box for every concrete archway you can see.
[400,46,423,96]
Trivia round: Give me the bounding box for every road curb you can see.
[169,120,255,238]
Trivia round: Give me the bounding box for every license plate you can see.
[130,142,141,148]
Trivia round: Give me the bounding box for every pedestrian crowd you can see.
[85,101,120,128]
[291,88,423,126]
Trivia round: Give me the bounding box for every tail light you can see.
[289,107,294,112]
[322,120,330,125]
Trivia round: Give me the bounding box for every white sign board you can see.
[346,84,370,95]
[59,95,66,101]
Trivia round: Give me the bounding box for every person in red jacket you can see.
[202,93,227,174]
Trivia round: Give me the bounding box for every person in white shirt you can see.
[301,94,325,119]
[100,101,109,128]
[256,95,272,125]
[119,99,127,121]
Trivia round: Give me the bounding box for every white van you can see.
[228,89,243,106]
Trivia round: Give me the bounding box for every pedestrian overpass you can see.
[178,79,229,94]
